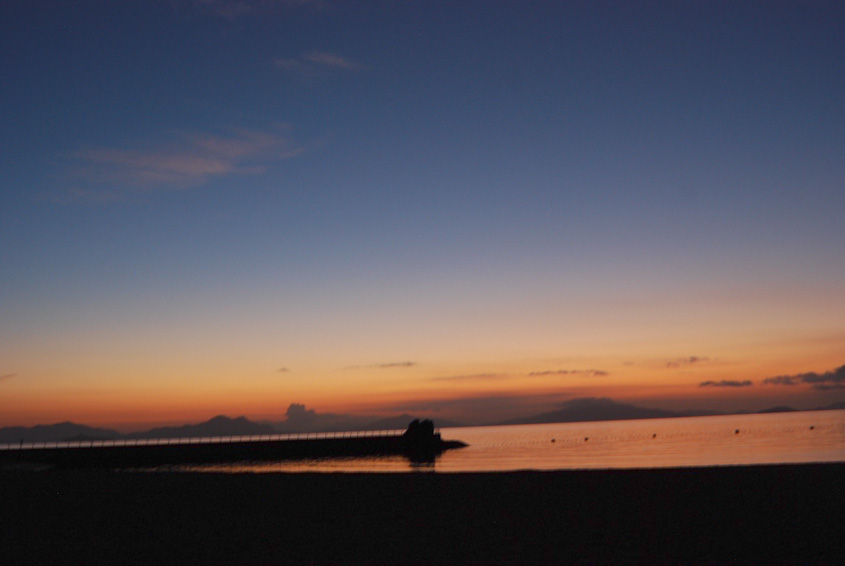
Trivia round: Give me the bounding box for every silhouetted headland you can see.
[0,419,466,469]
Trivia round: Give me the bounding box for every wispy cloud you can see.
[666,356,710,369]
[303,51,363,71]
[0,373,17,382]
[65,127,303,194]
[763,364,845,390]
[528,369,608,377]
[699,380,753,387]
[345,361,417,370]
[276,367,289,373]
[428,373,504,383]
[274,51,367,76]
[428,369,607,383]
[374,361,416,369]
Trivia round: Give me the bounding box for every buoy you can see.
[735,429,740,434]
[652,434,657,438]
[551,438,556,443]
[584,437,589,442]
[810,426,815,430]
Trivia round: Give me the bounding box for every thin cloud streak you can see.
[67,127,304,192]
[667,356,710,369]
[274,51,367,75]
[0,374,17,383]
[431,369,608,383]
[345,362,417,370]
[304,51,364,71]
[699,380,753,387]
[528,369,608,377]
[427,373,504,383]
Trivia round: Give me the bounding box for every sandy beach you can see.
[2,463,843,565]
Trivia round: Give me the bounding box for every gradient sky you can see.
[1,1,844,430]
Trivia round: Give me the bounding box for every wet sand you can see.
[2,463,843,565]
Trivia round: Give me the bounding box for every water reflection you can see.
[155,410,844,474]
[435,409,845,472]
[171,452,439,474]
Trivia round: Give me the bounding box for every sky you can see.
[1,0,844,430]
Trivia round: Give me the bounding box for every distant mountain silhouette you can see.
[758,406,798,413]
[3,400,843,442]
[498,398,716,426]
[0,422,120,444]
[497,397,845,426]
[815,401,845,411]
[1,414,459,443]
[125,415,277,439]
[674,408,725,418]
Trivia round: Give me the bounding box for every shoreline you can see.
[3,462,843,565]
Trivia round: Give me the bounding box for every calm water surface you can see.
[177,410,845,473]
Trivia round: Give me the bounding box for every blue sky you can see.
[1,1,843,428]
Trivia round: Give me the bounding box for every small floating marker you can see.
[584,437,589,442]
[551,438,556,443]
[735,429,740,434]
[810,426,815,430]
[652,433,657,438]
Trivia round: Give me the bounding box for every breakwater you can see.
[0,423,467,469]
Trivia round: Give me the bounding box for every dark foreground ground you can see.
[2,464,843,565]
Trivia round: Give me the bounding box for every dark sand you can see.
[2,464,843,565]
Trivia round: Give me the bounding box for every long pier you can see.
[0,425,466,469]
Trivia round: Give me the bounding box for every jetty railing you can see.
[0,428,417,452]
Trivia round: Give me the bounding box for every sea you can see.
[176,409,845,474]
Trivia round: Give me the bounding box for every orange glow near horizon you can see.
[3,342,843,431]
[4,275,843,431]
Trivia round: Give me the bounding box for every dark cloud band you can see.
[699,380,752,387]
[763,364,845,390]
